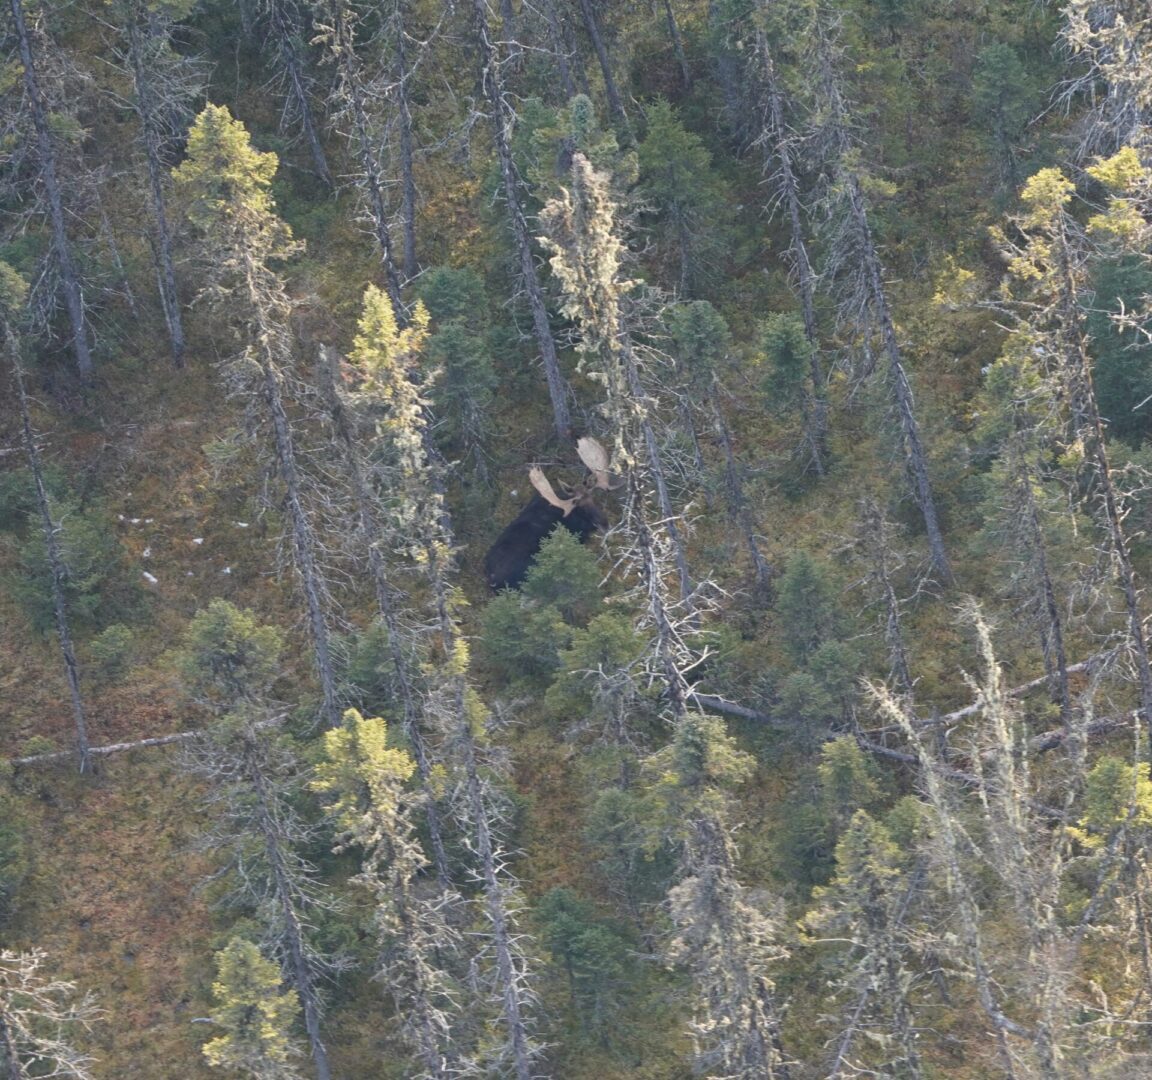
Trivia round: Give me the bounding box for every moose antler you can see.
[529,466,578,515]
[576,436,620,490]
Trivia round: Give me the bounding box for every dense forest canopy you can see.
[3,0,1152,1076]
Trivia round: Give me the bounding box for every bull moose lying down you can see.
[483,437,615,590]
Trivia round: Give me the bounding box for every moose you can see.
[483,437,615,590]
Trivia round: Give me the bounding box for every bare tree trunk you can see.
[1010,449,1071,724]
[394,12,418,278]
[125,10,186,366]
[9,0,93,379]
[248,741,332,1080]
[0,1007,26,1080]
[1052,224,1152,728]
[426,550,539,1077]
[459,728,535,1080]
[711,386,771,590]
[753,20,826,473]
[575,0,629,131]
[8,329,91,775]
[842,173,952,586]
[540,0,579,98]
[241,253,340,729]
[263,0,333,188]
[859,499,913,696]
[260,357,341,729]
[470,0,571,440]
[662,0,692,90]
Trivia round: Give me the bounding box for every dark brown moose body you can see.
[483,493,607,590]
[484,437,616,590]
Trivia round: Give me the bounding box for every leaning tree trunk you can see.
[8,329,91,775]
[1052,221,1152,728]
[470,0,571,440]
[752,18,826,473]
[243,255,341,729]
[844,171,952,586]
[9,0,93,379]
[575,0,628,132]
[125,11,186,366]
[248,739,332,1080]
[263,0,333,188]
[394,10,418,277]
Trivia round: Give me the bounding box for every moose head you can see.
[483,438,616,591]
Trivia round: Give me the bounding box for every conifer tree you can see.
[178,602,338,1080]
[108,0,203,367]
[543,150,790,1076]
[203,938,305,1080]
[804,810,922,1078]
[173,104,341,729]
[653,714,792,1078]
[315,336,451,883]
[469,0,572,440]
[313,710,459,1077]
[637,101,727,298]
[5,0,94,377]
[991,152,1152,727]
[2,267,90,774]
[347,283,542,1078]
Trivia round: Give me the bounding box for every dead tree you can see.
[312,0,405,313]
[174,105,342,729]
[256,0,333,187]
[115,0,204,367]
[469,0,572,440]
[801,5,951,583]
[6,0,93,378]
[5,316,91,775]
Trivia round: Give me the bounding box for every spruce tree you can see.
[203,939,305,1080]
[173,104,341,729]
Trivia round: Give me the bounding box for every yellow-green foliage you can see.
[311,709,415,845]
[202,938,303,1077]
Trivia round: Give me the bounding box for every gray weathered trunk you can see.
[844,172,952,585]
[471,0,571,440]
[394,12,418,277]
[662,0,691,90]
[9,0,93,379]
[575,0,628,131]
[753,23,826,473]
[263,0,333,187]
[261,357,341,729]
[9,330,91,775]
[243,253,340,728]
[1053,219,1152,728]
[248,741,332,1080]
[709,391,770,590]
[125,10,186,366]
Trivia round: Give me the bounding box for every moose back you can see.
[483,494,606,590]
[483,438,614,590]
